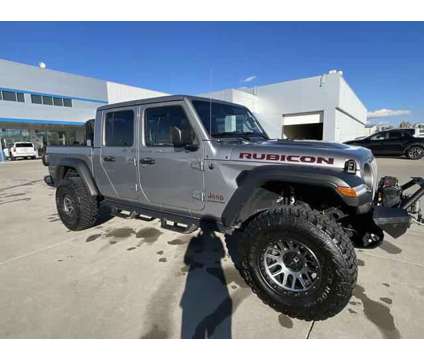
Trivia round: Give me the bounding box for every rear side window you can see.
[15,143,33,148]
[104,110,134,147]
[388,131,402,139]
[145,105,195,146]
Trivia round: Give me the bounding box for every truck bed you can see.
[47,146,94,172]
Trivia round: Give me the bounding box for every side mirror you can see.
[171,126,198,151]
[171,126,183,147]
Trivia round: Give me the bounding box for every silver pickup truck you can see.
[44,95,424,321]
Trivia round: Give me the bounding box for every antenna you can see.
[209,68,213,136]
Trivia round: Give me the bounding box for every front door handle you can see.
[103,156,115,162]
[140,157,155,165]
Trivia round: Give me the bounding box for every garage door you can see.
[282,112,323,140]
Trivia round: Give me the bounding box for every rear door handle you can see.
[103,156,115,162]
[140,157,155,165]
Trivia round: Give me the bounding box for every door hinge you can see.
[191,160,204,171]
[192,190,205,202]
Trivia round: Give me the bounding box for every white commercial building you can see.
[200,70,368,143]
[0,58,367,151]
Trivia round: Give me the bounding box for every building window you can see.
[2,90,17,101]
[53,97,63,106]
[42,96,53,105]
[30,94,72,107]
[63,98,72,107]
[0,90,26,102]
[17,93,25,102]
[104,110,134,147]
[31,94,42,104]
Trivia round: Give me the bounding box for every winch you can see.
[373,176,424,238]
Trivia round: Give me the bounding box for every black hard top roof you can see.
[97,95,246,111]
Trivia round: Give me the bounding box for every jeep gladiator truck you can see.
[44,95,424,321]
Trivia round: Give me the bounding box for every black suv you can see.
[345,129,424,160]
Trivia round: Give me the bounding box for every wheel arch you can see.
[221,165,364,228]
[54,158,99,197]
[404,142,424,154]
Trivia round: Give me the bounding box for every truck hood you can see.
[213,139,375,170]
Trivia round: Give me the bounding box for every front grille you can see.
[370,158,378,196]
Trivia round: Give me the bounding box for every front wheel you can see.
[56,177,99,231]
[232,206,357,321]
[406,146,424,160]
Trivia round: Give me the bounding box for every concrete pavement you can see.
[0,158,423,338]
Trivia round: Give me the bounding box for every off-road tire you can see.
[406,145,424,160]
[56,177,98,231]
[228,205,357,321]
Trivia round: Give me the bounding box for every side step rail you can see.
[110,208,156,222]
[160,219,199,234]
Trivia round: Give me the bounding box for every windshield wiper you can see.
[212,132,266,141]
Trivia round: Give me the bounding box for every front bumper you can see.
[373,177,424,238]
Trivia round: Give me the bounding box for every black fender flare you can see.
[221,165,370,227]
[54,158,99,197]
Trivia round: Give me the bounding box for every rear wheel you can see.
[407,146,424,160]
[230,205,357,321]
[56,177,98,231]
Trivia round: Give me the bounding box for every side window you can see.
[388,131,402,140]
[104,110,134,147]
[145,106,196,147]
[370,132,386,141]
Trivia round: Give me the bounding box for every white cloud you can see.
[241,75,256,83]
[367,108,411,118]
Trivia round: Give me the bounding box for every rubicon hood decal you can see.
[239,152,335,165]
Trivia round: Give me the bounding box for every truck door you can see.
[138,102,205,212]
[98,107,140,201]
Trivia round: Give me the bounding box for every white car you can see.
[8,142,38,160]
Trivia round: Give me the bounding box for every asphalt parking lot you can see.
[0,158,423,338]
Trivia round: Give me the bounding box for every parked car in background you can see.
[345,128,424,160]
[8,142,38,160]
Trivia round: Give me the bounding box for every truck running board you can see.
[160,219,199,234]
[102,197,203,232]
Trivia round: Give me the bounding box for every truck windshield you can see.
[192,100,268,140]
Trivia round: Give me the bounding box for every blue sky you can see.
[0,22,423,124]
